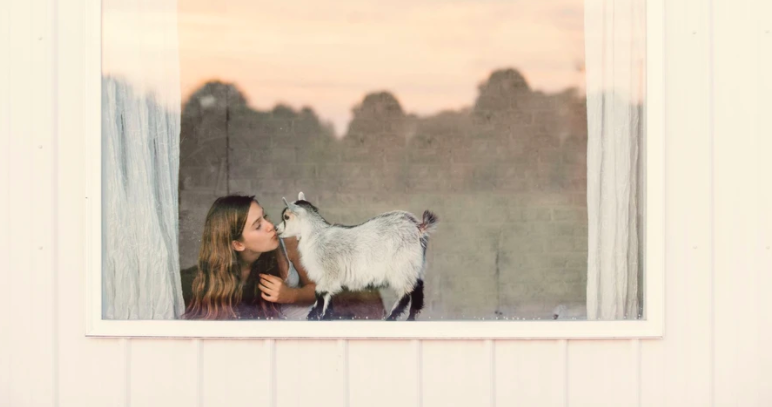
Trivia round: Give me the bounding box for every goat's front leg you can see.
[307,290,335,321]
[307,291,326,320]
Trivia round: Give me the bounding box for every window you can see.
[87,0,663,338]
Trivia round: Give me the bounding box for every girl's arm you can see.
[259,241,316,305]
[283,237,317,304]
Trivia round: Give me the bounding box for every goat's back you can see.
[323,210,421,253]
[305,211,427,292]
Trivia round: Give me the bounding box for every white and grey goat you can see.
[275,192,438,321]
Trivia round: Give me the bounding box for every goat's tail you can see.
[418,210,438,236]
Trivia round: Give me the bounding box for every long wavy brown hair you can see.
[182,195,283,320]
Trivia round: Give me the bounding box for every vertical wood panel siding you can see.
[495,341,565,407]
[200,340,272,407]
[8,0,36,403]
[129,340,199,406]
[661,0,715,407]
[348,340,419,407]
[713,0,766,406]
[566,341,637,407]
[0,0,14,403]
[275,340,344,407]
[55,1,126,406]
[421,341,490,407]
[755,1,772,403]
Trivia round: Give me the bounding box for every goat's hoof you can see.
[306,311,322,321]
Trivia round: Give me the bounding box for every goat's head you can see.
[275,191,320,239]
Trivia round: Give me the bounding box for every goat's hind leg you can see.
[384,279,425,321]
[406,279,424,321]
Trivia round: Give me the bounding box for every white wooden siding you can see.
[1,0,771,406]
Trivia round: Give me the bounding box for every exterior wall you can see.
[2,0,771,406]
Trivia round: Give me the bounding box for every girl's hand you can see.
[258,274,298,304]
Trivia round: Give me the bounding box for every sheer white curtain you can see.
[101,0,184,319]
[584,0,646,320]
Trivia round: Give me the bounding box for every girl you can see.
[182,195,316,320]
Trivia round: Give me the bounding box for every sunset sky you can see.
[177,0,585,135]
[104,0,587,136]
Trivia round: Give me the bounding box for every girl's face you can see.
[233,201,279,255]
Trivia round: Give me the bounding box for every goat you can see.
[274,192,438,321]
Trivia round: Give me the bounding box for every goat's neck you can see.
[298,217,330,243]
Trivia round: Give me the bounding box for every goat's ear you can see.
[298,191,306,201]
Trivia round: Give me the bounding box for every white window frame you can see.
[81,0,665,339]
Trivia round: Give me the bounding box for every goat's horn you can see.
[282,197,289,207]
